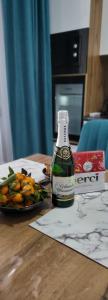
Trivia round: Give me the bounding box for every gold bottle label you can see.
[56,146,71,160]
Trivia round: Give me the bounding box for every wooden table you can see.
[0,154,108,300]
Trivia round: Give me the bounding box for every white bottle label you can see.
[56,121,69,147]
[53,175,75,196]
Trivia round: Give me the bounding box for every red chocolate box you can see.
[73,151,105,174]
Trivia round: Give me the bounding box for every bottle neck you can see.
[56,120,69,147]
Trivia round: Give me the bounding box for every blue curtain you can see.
[2,0,53,159]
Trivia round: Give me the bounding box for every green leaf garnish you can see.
[0,173,16,187]
[8,166,14,177]
[21,168,28,176]
[28,173,31,177]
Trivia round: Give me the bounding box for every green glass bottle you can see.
[51,110,74,208]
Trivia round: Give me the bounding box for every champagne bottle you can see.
[51,110,74,208]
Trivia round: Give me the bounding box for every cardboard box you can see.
[73,151,105,194]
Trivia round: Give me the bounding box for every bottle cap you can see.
[58,110,69,123]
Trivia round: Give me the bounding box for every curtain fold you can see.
[2,0,53,159]
[0,0,13,163]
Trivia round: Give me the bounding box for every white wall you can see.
[100,0,108,55]
[49,0,91,34]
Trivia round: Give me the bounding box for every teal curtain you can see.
[2,0,53,159]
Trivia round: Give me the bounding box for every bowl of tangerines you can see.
[0,167,48,212]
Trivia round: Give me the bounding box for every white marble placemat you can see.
[30,190,108,268]
[0,158,45,182]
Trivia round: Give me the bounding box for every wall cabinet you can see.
[49,0,91,34]
[51,29,89,75]
[49,0,104,118]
